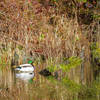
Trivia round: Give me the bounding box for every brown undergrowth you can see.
[0,0,99,83]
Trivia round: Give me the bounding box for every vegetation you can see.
[0,0,99,100]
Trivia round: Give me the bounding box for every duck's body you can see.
[15,64,34,72]
[16,72,34,81]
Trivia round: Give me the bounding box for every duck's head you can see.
[28,60,35,66]
[28,60,33,65]
[28,60,33,64]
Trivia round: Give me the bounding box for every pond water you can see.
[0,65,99,100]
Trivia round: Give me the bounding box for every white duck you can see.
[15,60,34,72]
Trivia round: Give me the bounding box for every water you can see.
[0,66,99,100]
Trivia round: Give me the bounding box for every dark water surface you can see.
[0,66,99,100]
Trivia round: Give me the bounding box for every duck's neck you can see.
[30,63,34,67]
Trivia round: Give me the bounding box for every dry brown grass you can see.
[0,1,99,99]
[0,0,99,84]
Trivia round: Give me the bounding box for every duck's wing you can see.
[15,66,22,70]
[16,66,21,69]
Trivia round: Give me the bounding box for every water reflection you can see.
[0,66,99,100]
[15,72,34,81]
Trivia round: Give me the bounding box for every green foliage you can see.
[80,85,97,97]
[77,0,87,3]
[94,82,100,95]
[93,14,100,20]
[0,57,2,64]
[48,75,81,94]
[80,80,100,97]
[47,76,58,84]
[60,56,82,72]
[51,0,58,2]
[47,64,60,72]
[93,48,100,59]
[39,34,45,41]
[47,56,82,73]
[91,43,100,63]
[90,43,98,50]
[75,35,80,41]
[17,45,23,50]
[62,77,81,93]
[47,57,59,72]
[47,56,82,95]
[0,56,7,70]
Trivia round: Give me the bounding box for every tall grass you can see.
[0,0,99,86]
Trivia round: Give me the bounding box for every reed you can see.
[0,0,99,99]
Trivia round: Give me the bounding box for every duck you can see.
[39,69,51,76]
[14,60,34,72]
[15,72,34,81]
